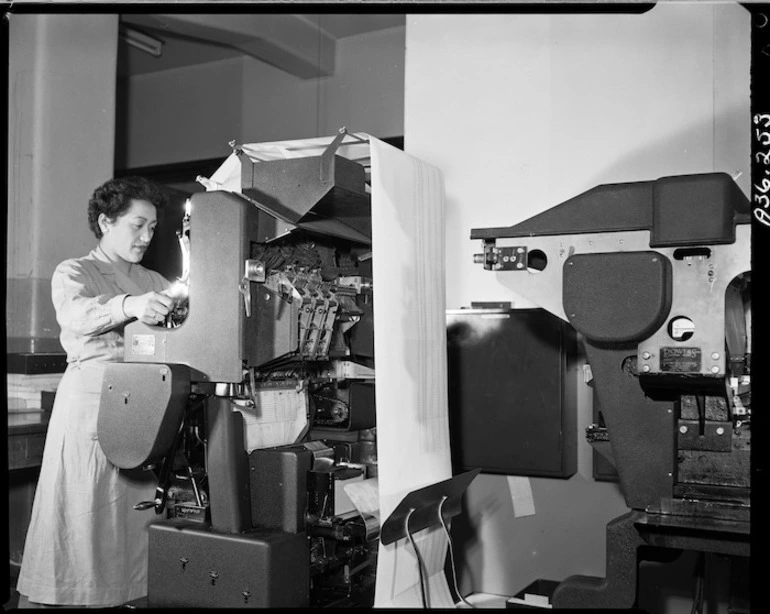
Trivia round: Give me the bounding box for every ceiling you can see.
[117,13,406,79]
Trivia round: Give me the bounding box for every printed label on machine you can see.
[132,334,156,356]
[659,346,701,372]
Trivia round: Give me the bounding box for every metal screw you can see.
[711,352,720,360]
[642,352,651,359]
[711,366,720,374]
[517,247,524,253]
[516,263,524,268]
[679,425,688,434]
[716,427,725,435]
[180,557,189,570]
[642,365,651,372]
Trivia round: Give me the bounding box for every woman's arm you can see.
[52,260,175,335]
[51,260,131,337]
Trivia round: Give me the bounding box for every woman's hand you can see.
[124,292,175,326]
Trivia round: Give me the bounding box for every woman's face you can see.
[99,199,158,265]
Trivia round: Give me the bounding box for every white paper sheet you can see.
[507,476,536,518]
[369,137,455,608]
[232,386,308,452]
[344,477,381,540]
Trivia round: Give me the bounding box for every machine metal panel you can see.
[563,251,672,343]
[97,362,190,469]
[124,191,262,382]
[446,307,577,478]
[148,520,309,608]
[650,173,749,247]
[240,151,371,243]
[249,445,313,533]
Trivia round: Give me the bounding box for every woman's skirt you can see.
[16,362,158,606]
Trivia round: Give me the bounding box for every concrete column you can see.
[7,13,119,352]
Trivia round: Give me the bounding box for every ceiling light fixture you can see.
[120,26,164,58]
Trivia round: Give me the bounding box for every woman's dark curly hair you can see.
[88,176,169,239]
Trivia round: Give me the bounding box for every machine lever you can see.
[239,278,251,317]
[133,500,158,511]
[133,419,186,515]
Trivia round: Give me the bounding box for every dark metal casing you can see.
[446,307,578,478]
[97,362,190,469]
[123,190,299,382]
[148,520,309,608]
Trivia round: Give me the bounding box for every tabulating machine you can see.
[472,172,751,608]
[97,132,379,608]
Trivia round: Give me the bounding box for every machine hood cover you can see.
[199,131,374,244]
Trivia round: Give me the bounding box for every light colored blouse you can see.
[52,245,170,365]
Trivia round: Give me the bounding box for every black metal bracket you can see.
[379,468,481,546]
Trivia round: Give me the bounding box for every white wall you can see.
[121,26,406,168]
[7,14,119,347]
[320,26,405,138]
[404,1,749,602]
[121,58,245,168]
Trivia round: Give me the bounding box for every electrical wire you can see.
[405,507,428,608]
[438,496,476,609]
[690,552,705,614]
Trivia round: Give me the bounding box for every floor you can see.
[5,565,20,609]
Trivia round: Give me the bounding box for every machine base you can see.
[148,519,309,608]
[552,510,750,609]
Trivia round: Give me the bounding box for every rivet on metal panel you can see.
[711,366,720,374]
[642,352,651,359]
[711,352,720,360]
[716,427,725,435]
[642,365,650,372]
[679,425,688,434]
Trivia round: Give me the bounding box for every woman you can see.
[16,177,177,608]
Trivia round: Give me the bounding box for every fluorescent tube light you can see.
[120,26,164,58]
